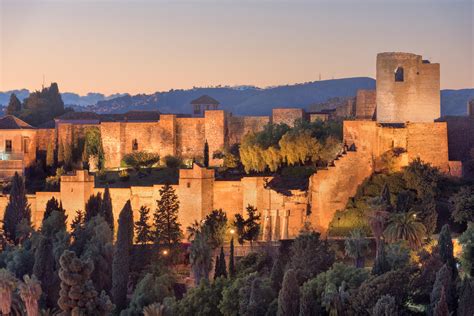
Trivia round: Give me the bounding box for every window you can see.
[23,138,30,153]
[187,182,191,188]
[132,139,138,151]
[394,67,404,82]
[5,140,12,152]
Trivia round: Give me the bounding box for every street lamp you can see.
[162,249,168,256]
[230,228,235,235]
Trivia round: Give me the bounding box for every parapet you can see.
[61,170,95,182]
[272,108,305,127]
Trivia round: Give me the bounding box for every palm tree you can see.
[384,211,427,248]
[345,229,369,268]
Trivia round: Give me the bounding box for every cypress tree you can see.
[43,196,62,222]
[204,140,209,167]
[430,264,456,314]
[101,187,114,232]
[457,279,474,316]
[63,141,73,169]
[214,255,220,280]
[57,141,65,165]
[6,93,21,115]
[372,295,398,316]
[372,240,389,275]
[217,246,227,278]
[33,236,59,308]
[438,224,457,278]
[277,269,299,316]
[153,184,181,249]
[434,286,449,316]
[3,172,31,244]
[70,210,85,240]
[135,206,152,245]
[112,200,134,313]
[46,141,55,168]
[229,237,235,277]
[85,193,102,222]
[270,255,285,291]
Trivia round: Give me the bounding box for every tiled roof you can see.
[190,95,220,105]
[0,115,35,130]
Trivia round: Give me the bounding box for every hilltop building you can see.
[0,52,472,238]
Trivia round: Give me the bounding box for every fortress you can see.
[0,52,472,239]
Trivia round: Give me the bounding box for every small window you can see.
[187,182,191,188]
[5,140,12,152]
[394,67,404,82]
[132,139,138,151]
[23,138,30,153]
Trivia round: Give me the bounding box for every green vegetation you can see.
[239,120,343,174]
[153,184,182,250]
[123,151,160,173]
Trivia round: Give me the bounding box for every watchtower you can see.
[376,52,440,123]
[190,95,220,116]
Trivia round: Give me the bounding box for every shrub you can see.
[163,155,181,169]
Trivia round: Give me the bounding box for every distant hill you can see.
[1,79,472,116]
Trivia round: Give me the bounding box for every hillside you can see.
[1,79,472,116]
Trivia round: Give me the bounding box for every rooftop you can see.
[0,115,35,130]
[190,95,220,105]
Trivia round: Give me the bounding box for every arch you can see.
[394,67,404,82]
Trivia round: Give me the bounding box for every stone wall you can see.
[355,90,376,120]
[227,115,269,145]
[204,110,226,165]
[308,151,373,234]
[437,116,474,162]
[176,117,205,160]
[36,128,56,152]
[376,52,440,123]
[272,108,304,127]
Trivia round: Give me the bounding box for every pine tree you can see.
[153,184,182,249]
[85,193,102,223]
[112,200,134,313]
[229,237,236,278]
[434,286,449,316]
[277,269,300,316]
[438,224,457,278]
[46,141,55,169]
[3,173,31,244]
[33,236,59,308]
[204,140,209,167]
[101,187,114,232]
[135,206,152,245]
[57,250,114,314]
[6,93,21,115]
[70,210,85,240]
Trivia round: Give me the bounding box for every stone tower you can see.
[376,52,440,123]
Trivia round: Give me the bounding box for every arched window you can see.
[394,67,404,82]
[132,139,138,151]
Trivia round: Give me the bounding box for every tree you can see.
[458,223,474,277]
[289,231,335,283]
[270,255,286,291]
[204,140,209,167]
[403,158,440,199]
[213,255,220,280]
[3,172,31,244]
[57,141,65,165]
[190,230,213,285]
[33,236,59,308]
[18,275,42,316]
[57,250,114,314]
[46,141,55,168]
[457,279,474,316]
[247,277,276,316]
[0,268,17,315]
[153,184,182,249]
[43,196,64,222]
[135,206,153,245]
[277,269,299,316]
[176,277,227,316]
[233,205,261,247]
[112,200,134,313]
[203,209,228,249]
[84,127,104,170]
[350,269,410,315]
[123,151,160,173]
[215,246,227,279]
[384,211,427,248]
[63,141,73,169]
[279,129,322,165]
[345,228,369,268]
[102,187,114,232]
[70,210,85,241]
[372,295,398,316]
[6,93,22,115]
[229,237,236,278]
[434,286,449,316]
[372,240,390,275]
[438,224,457,278]
[84,193,102,223]
[450,186,474,224]
[430,264,456,315]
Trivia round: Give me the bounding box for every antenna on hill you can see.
[42,74,45,89]
[319,73,321,81]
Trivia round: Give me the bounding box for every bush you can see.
[163,155,181,169]
[119,169,130,182]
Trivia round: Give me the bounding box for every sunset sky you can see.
[0,0,472,95]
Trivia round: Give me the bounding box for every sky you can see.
[0,0,472,95]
